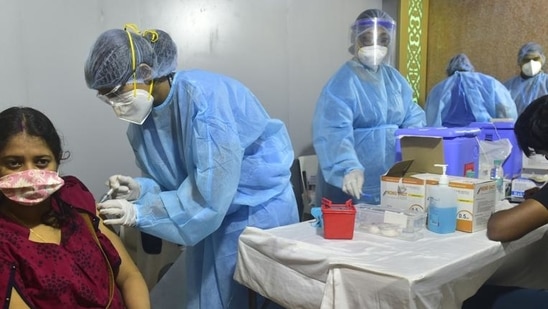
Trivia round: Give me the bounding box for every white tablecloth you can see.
[234,221,548,309]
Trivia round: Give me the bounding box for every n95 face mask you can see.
[522,60,542,77]
[111,89,154,125]
[358,46,388,67]
[0,169,64,206]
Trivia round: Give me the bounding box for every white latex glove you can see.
[342,169,364,199]
[106,175,141,201]
[98,199,137,226]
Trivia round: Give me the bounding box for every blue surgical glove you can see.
[98,199,137,226]
[343,169,364,199]
[311,207,323,228]
[106,175,141,201]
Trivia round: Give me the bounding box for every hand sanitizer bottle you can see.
[427,164,458,234]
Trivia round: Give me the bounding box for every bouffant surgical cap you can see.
[446,53,475,76]
[143,29,178,78]
[84,29,157,90]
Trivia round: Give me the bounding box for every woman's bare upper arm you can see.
[487,199,548,241]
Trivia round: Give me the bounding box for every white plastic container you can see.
[427,164,458,234]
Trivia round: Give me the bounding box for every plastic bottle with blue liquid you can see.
[427,164,458,234]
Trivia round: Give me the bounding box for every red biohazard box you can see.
[321,198,356,239]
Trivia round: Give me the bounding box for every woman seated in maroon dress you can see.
[0,106,150,308]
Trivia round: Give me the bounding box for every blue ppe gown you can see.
[504,72,548,115]
[312,59,426,205]
[425,71,518,127]
[126,70,299,309]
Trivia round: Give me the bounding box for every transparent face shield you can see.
[350,17,396,67]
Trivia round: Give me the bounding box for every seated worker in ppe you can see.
[462,94,548,309]
[504,42,548,115]
[84,25,298,309]
[425,53,518,127]
[0,106,149,309]
[312,9,426,205]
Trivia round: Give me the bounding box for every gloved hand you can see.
[106,175,141,201]
[98,199,137,226]
[342,169,364,199]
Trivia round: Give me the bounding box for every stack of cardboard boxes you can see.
[381,130,496,233]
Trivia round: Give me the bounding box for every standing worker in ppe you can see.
[312,9,426,206]
[504,42,548,115]
[84,26,298,309]
[425,53,517,127]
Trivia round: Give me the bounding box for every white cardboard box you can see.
[413,174,496,233]
[380,163,429,212]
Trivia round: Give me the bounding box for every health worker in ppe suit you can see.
[504,42,548,115]
[425,53,518,127]
[312,9,426,206]
[84,26,298,309]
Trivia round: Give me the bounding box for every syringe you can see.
[98,188,114,203]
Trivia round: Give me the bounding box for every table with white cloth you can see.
[234,220,548,309]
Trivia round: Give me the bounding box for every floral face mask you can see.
[0,169,64,206]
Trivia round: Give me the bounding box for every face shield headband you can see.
[351,18,396,47]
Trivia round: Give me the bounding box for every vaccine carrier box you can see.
[395,127,481,178]
[469,120,522,179]
[413,173,496,233]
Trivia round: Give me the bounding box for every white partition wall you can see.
[0,0,380,198]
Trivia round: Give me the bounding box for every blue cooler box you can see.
[395,127,481,178]
[469,121,522,179]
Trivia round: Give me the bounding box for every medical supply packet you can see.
[354,204,426,241]
[510,178,537,201]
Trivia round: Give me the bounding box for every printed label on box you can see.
[380,176,427,211]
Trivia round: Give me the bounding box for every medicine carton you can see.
[380,160,431,212]
[413,173,496,233]
[510,178,537,201]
